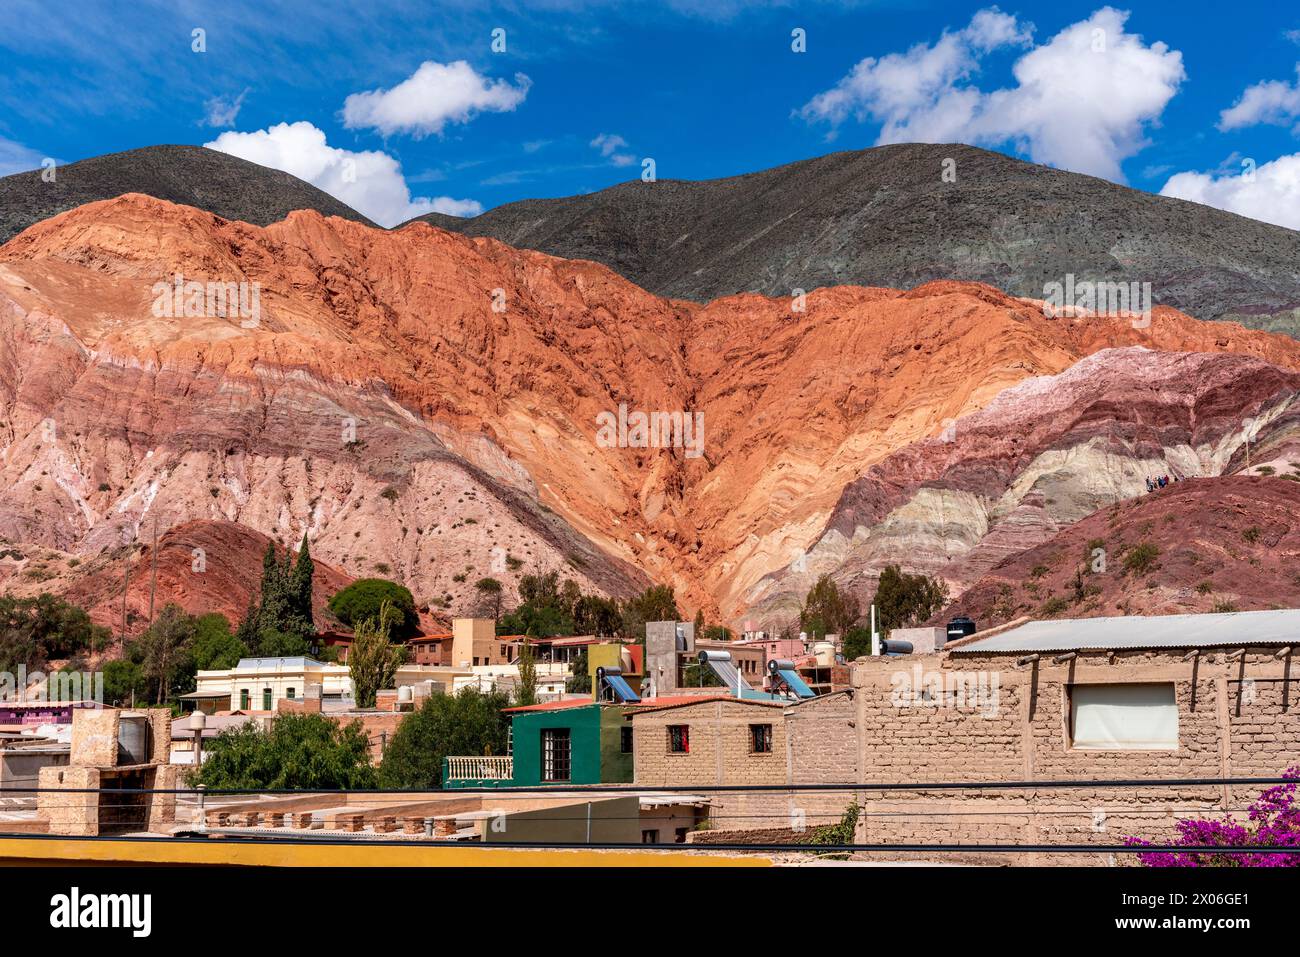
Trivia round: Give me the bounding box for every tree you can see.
[328,578,418,637]
[234,597,259,650]
[0,594,110,673]
[498,571,575,637]
[800,574,860,639]
[190,613,247,671]
[192,712,377,790]
[873,565,948,636]
[133,603,196,704]
[515,635,538,706]
[254,628,311,658]
[620,585,680,641]
[102,659,147,707]
[347,601,406,709]
[474,577,503,620]
[378,688,511,789]
[702,625,734,642]
[237,538,317,655]
[566,646,592,693]
[289,530,314,624]
[842,627,873,661]
[572,594,621,636]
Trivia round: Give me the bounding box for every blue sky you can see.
[3,0,1300,228]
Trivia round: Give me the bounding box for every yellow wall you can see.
[0,836,770,868]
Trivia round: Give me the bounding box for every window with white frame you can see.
[1069,683,1178,750]
[541,727,571,782]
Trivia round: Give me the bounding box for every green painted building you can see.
[508,701,634,787]
[444,700,634,788]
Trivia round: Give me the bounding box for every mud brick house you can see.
[679,609,1300,862]
[629,696,790,831]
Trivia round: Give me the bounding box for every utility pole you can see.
[148,513,158,626]
[121,561,130,642]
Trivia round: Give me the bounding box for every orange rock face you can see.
[3,194,1300,627]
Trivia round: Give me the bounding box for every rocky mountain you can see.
[0,145,374,245]
[942,476,1300,626]
[745,348,1300,628]
[3,193,1300,632]
[407,143,1300,334]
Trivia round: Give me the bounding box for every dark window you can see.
[750,723,773,753]
[642,829,659,844]
[239,689,249,710]
[668,725,689,753]
[263,688,273,711]
[286,687,296,699]
[621,726,634,754]
[541,728,572,782]
[675,827,689,843]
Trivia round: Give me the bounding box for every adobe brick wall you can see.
[845,650,1300,864]
[336,712,404,760]
[633,699,786,788]
[632,698,790,832]
[278,697,322,715]
[629,650,1300,863]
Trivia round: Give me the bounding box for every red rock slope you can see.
[942,476,1300,626]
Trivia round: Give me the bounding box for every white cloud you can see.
[1219,65,1300,132]
[0,136,46,176]
[203,89,249,128]
[204,121,480,227]
[1160,154,1300,230]
[342,60,530,138]
[798,6,1185,182]
[590,132,635,166]
[415,195,483,218]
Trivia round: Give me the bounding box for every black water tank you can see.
[947,617,977,643]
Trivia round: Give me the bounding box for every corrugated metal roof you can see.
[949,609,1300,654]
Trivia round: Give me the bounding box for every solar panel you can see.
[776,668,816,698]
[699,652,743,691]
[602,673,641,702]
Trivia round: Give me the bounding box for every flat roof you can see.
[503,698,602,713]
[627,695,787,716]
[234,657,326,669]
[949,608,1300,654]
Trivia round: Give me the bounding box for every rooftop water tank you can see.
[946,617,977,645]
[117,713,152,765]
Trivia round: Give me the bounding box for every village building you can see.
[676,609,1300,862]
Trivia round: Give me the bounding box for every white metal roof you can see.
[947,609,1300,654]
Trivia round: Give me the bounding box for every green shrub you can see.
[328,579,418,637]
